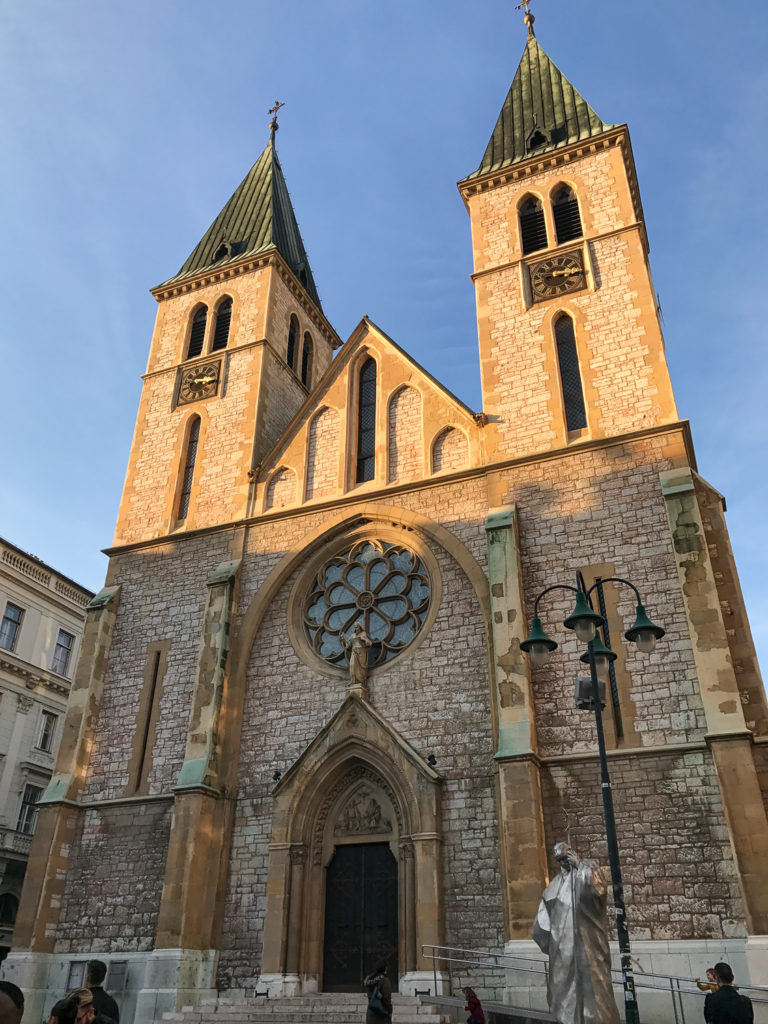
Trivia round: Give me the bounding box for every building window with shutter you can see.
[355,358,377,483]
[554,314,587,431]
[17,783,44,835]
[36,710,58,752]
[287,315,299,372]
[187,305,208,359]
[177,416,201,521]
[552,185,583,244]
[301,332,313,387]
[51,630,74,676]
[519,196,548,255]
[211,297,232,351]
[0,602,24,652]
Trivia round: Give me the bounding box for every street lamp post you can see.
[521,572,664,1024]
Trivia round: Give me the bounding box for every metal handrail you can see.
[421,943,768,1023]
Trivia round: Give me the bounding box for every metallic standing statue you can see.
[532,842,620,1024]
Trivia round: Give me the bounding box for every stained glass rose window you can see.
[303,540,431,669]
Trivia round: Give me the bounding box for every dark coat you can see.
[90,987,120,1023]
[363,971,393,1024]
[704,986,753,1024]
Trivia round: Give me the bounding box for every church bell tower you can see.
[114,118,341,547]
[460,13,678,462]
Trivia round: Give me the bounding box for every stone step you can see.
[157,993,451,1024]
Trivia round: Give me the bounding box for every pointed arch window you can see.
[287,315,299,372]
[212,297,232,351]
[187,306,208,359]
[177,416,201,520]
[520,197,547,255]
[554,314,587,431]
[301,332,313,387]
[356,358,377,483]
[553,186,583,244]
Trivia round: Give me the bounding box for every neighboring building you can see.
[0,538,93,959]
[5,16,768,1024]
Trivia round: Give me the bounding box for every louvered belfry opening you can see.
[212,298,232,351]
[178,417,201,520]
[356,358,377,483]
[520,197,547,255]
[187,306,208,359]
[301,332,313,387]
[287,315,299,372]
[554,314,587,431]
[553,187,583,244]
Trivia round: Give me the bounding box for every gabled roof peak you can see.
[462,33,614,182]
[159,142,321,307]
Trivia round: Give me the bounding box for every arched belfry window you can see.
[553,186,583,245]
[301,332,313,387]
[287,315,299,372]
[519,196,547,255]
[187,306,208,359]
[177,416,201,520]
[356,358,377,483]
[212,298,232,351]
[554,314,587,432]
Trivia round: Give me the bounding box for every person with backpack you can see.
[363,960,392,1024]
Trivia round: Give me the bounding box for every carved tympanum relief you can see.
[334,785,393,836]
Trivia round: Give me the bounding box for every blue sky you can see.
[0,1,766,679]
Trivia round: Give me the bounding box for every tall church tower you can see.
[115,131,340,546]
[460,15,677,460]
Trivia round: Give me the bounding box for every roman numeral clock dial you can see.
[529,251,586,302]
[178,360,221,405]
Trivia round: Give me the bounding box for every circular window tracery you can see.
[303,539,431,669]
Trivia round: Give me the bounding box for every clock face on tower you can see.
[529,251,587,302]
[178,360,221,405]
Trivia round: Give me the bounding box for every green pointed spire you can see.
[160,143,322,308]
[462,34,614,181]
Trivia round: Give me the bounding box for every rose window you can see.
[304,540,431,669]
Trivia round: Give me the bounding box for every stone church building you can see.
[6,19,768,1024]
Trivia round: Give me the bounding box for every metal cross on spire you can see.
[514,0,536,36]
[268,101,285,145]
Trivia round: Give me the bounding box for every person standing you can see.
[363,961,392,1024]
[704,963,753,1024]
[462,987,485,1024]
[85,962,119,1023]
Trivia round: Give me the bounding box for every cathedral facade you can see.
[5,22,768,1024]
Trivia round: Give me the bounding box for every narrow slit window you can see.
[187,306,208,359]
[177,417,201,520]
[520,197,547,255]
[554,315,587,431]
[356,358,377,483]
[301,332,313,387]
[553,186,583,244]
[287,315,299,372]
[212,298,232,351]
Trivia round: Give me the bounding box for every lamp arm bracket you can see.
[586,576,643,605]
[532,583,581,619]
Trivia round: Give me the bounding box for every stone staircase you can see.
[155,992,452,1024]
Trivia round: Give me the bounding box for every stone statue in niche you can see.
[335,787,392,836]
[341,621,372,694]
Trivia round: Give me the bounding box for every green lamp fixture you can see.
[563,591,604,643]
[520,616,558,666]
[624,604,665,654]
[579,634,617,680]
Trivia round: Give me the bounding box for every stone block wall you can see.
[54,800,172,954]
[388,386,423,482]
[541,750,747,941]
[306,407,340,500]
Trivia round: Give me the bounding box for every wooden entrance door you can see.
[323,842,398,991]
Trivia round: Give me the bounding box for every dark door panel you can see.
[323,842,398,992]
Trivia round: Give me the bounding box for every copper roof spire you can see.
[515,0,536,37]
